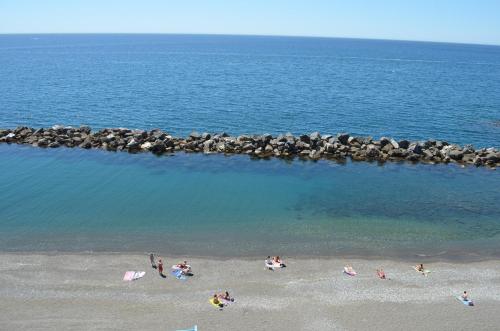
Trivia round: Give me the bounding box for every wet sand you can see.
[0,253,499,330]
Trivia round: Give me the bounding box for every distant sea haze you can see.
[0,34,499,147]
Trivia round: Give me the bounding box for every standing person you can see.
[149,253,157,269]
[158,259,165,278]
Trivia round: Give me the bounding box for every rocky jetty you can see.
[1,126,499,168]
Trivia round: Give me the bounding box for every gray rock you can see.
[309,132,321,141]
[366,145,380,158]
[448,149,464,161]
[408,143,423,154]
[337,133,350,145]
[382,143,394,153]
[398,140,410,149]
[390,138,399,149]
[309,149,321,159]
[379,137,391,147]
[140,142,152,150]
[299,134,311,143]
[321,134,333,141]
[126,139,140,149]
[80,139,92,149]
[189,131,201,139]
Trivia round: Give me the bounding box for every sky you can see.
[0,0,499,45]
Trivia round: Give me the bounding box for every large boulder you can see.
[379,137,391,147]
[382,143,394,153]
[309,132,321,141]
[366,145,381,158]
[337,133,350,145]
[299,134,311,144]
[408,142,423,154]
[140,142,152,150]
[398,140,410,149]
[447,149,464,161]
[126,139,140,150]
[189,131,202,140]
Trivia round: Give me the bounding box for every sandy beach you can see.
[0,254,499,330]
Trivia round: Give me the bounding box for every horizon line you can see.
[0,32,499,47]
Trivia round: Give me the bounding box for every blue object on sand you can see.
[456,296,474,306]
[176,325,197,331]
[171,269,187,280]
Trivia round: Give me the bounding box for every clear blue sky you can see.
[1,0,499,45]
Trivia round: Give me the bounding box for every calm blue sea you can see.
[0,34,499,259]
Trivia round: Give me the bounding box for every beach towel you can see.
[343,267,357,276]
[176,326,197,331]
[123,271,145,281]
[220,297,235,305]
[412,266,431,275]
[456,296,474,306]
[265,260,284,270]
[171,269,187,280]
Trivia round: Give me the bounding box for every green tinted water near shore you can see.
[0,144,499,260]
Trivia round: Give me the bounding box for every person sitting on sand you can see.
[176,261,189,269]
[377,268,386,279]
[416,264,424,272]
[274,256,286,267]
[213,294,224,307]
[462,291,469,301]
[345,265,355,274]
[176,261,191,274]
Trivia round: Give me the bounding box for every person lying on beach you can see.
[149,253,156,269]
[376,268,386,279]
[345,265,355,274]
[274,256,286,267]
[416,264,424,272]
[218,291,234,302]
[175,261,191,273]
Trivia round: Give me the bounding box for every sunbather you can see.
[345,265,355,274]
[274,256,286,267]
[218,291,234,302]
[212,294,224,307]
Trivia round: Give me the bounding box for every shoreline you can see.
[1,125,499,168]
[1,250,500,264]
[1,253,499,330]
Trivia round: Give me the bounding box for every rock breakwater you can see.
[1,126,499,168]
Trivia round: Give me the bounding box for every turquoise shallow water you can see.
[1,144,499,259]
[1,35,499,259]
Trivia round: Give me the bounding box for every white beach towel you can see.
[123,271,145,281]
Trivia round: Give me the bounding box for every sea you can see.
[0,34,499,260]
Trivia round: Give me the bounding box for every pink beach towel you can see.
[123,271,135,281]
